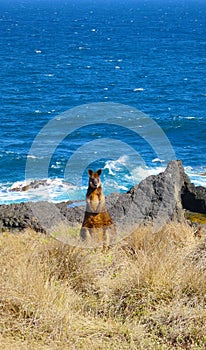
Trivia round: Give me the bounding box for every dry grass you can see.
[0,222,206,349]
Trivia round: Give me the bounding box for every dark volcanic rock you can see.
[181,184,206,214]
[0,160,206,234]
[107,160,185,233]
[56,201,84,226]
[0,202,44,232]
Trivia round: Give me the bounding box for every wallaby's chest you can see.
[86,187,105,212]
[87,187,102,200]
[88,189,101,201]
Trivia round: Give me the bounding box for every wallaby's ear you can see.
[97,169,102,176]
[88,169,93,176]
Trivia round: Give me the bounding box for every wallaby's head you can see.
[88,169,102,189]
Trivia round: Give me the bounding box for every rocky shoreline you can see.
[0,160,206,234]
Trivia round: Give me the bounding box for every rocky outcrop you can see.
[0,160,206,234]
[10,179,49,192]
[107,160,186,233]
[0,202,44,232]
[0,201,85,233]
[181,184,206,214]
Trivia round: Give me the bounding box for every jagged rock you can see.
[0,160,206,234]
[107,160,186,233]
[10,179,49,192]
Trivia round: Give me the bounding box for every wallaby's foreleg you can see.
[96,197,105,213]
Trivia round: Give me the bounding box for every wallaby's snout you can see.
[91,177,99,188]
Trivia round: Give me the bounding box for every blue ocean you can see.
[0,0,206,204]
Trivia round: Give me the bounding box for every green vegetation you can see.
[0,223,206,349]
[185,211,206,225]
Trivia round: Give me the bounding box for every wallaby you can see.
[80,169,116,249]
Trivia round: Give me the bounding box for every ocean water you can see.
[0,0,206,204]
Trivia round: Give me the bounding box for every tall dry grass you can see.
[0,222,205,349]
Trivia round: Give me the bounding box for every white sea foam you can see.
[4,151,17,155]
[27,155,37,159]
[78,46,90,50]
[1,178,85,205]
[103,179,128,193]
[104,156,129,175]
[51,162,61,169]
[184,167,206,187]
[127,165,166,184]
[133,87,145,92]
[10,181,27,190]
[152,158,165,163]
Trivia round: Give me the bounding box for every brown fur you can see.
[80,169,116,249]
